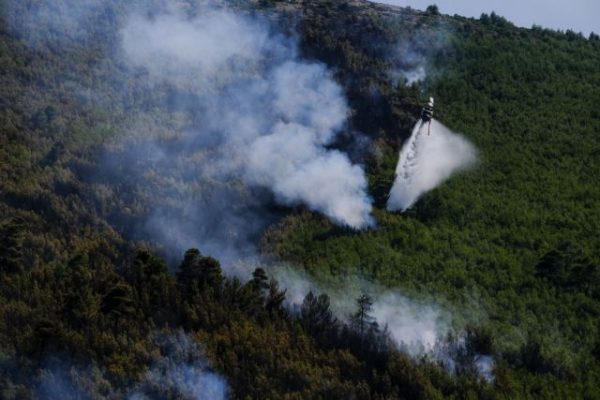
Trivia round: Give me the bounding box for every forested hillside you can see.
[1,0,599,398]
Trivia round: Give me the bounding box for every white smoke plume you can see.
[30,332,228,399]
[35,356,113,399]
[119,6,374,231]
[120,8,278,91]
[434,334,495,383]
[372,292,442,354]
[387,119,477,212]
[399,65,427,86]
[2,0,110,47]
[270,265,448,356]
[386,21,451,86]
[129,331,228,400]
[475,356,495,383]
[270,265,494,381]
[7,0,375,266]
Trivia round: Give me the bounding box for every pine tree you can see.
[265,279,287,318]
[0,219,26,273]
[350,294,378,344]
[300,291,336,337]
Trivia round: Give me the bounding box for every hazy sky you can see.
[376,0,598,36]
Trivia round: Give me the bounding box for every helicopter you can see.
[420,97,434,135]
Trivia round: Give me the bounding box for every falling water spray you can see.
[387,119,477,212]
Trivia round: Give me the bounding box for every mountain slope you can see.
[1,0,599,398]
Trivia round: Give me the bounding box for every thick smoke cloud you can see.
[120,9,277,91]
[387,119,477,211]
[64,3,378,268]
[5,0,375,267]
[119,7,374,232]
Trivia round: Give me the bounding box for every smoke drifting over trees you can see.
[129,332,228,400]
[118,5,375,241]
[32,332,228,399]
[2,0,599,397]
[8,0,377,266]
[272,266,447,351]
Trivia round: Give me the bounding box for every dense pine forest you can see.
[1,0,599,398]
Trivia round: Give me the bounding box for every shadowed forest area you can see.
[1,0,599,398]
